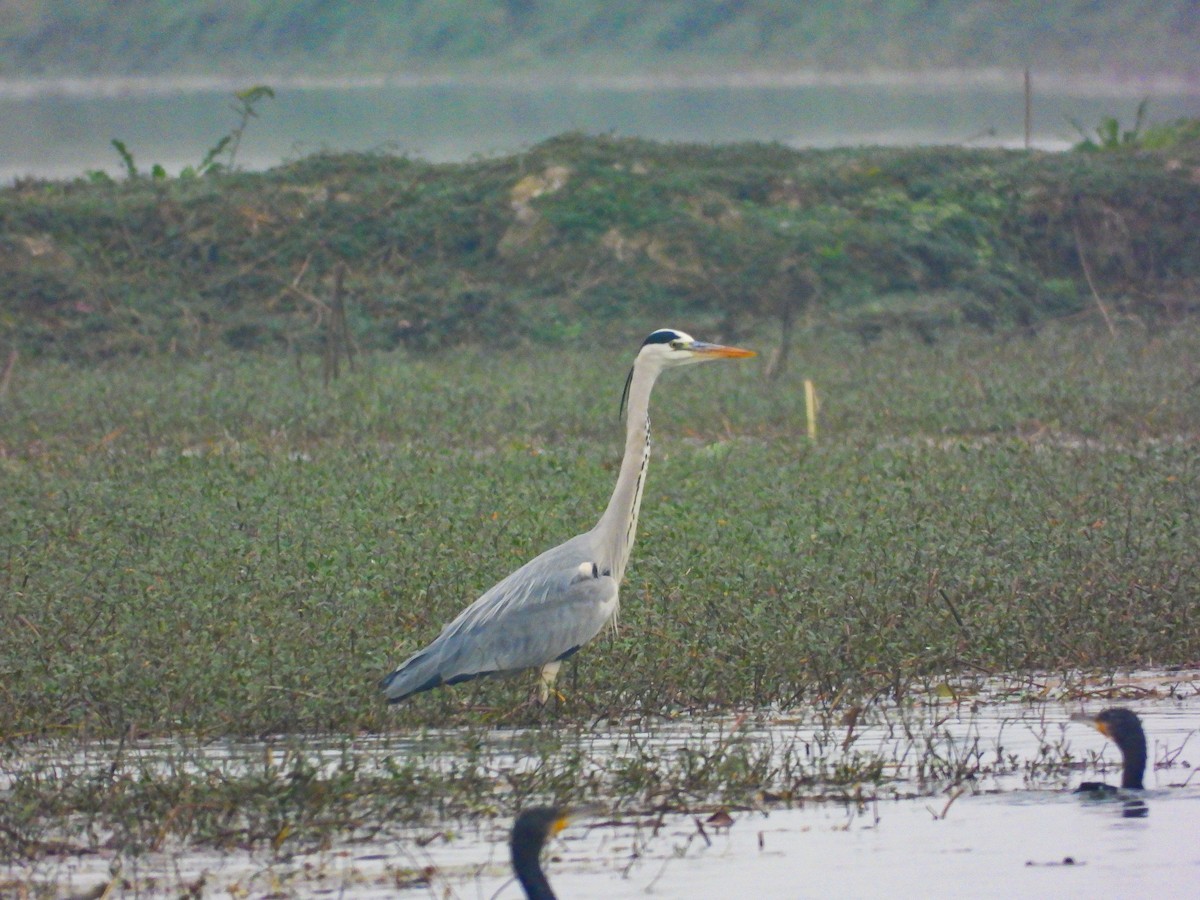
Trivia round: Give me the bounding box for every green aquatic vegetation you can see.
[4,693,1172,865]
[1,324,1197,738]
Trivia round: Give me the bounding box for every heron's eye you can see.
[669,340,684,350]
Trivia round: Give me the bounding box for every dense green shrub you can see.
[2,136,1199,360]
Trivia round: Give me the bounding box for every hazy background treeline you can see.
[2,0,1198,81]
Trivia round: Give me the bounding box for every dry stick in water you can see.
[926,785,967,820]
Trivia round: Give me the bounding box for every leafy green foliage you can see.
[1073,100,1200,155]
[0,323,1196,869]
[2,325,1197,739]
[97,85,274,181]
[1072,98,1152,152]
[1140,117,1200,150]
[3,136,1199,361]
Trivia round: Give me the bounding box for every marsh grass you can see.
[2,323,1198,738]
[5,135,1200,361]
[1,322,1198,860]
[0,698,1122,862]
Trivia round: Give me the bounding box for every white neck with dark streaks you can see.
[593,360,658,584]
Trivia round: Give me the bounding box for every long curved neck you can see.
[513,848,556,900]
[1121,738,1147,790]
[593,360,658,583]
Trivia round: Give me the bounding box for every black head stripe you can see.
[641,329,680,346]
[619,364,634,418]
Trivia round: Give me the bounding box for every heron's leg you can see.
[537,661,564,704]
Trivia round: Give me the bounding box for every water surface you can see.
[2,76,1197,182]
[6,686,1198,897]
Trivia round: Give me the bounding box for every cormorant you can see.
[1071,707,1147,792]
[511,806,573,899]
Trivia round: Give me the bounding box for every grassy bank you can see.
[3,135,1200,362]
[2,323,1197,740]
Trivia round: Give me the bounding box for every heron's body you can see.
[381,534,620,700]
[380,329,754,703]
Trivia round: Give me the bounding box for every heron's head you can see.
[636,328,756,371]
[620,328,755,415]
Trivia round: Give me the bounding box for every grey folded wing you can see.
[381,557,618,701]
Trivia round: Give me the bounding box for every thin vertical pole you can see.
[1024,68,1033,150]
[804,379,818,442]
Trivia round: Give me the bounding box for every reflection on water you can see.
[2,77,1198,181]
[3,682,1198,897]
[1120,797,1150,818]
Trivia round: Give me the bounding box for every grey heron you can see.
[380,328,755,703]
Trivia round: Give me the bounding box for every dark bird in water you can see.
[1071,707,1147,792]
[511,806,573,900]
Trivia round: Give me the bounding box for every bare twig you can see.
[938,587,968,636]
[1072,222,1117,337]
[0,348,17,398]
[926,785,967,820]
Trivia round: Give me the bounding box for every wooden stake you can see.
[1024,69,1032,150]
[804,378,818,442]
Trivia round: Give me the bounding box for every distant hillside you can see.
[2,1,1198,84]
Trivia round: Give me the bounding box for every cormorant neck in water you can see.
[1071,707,1147,792]
[511,807,571,900]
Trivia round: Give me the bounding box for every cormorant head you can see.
[1072,707,1147,790]
[511,806,572,899]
